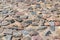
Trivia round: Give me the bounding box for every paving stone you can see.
[13,30,22,37]
[36,0,41,2]
[32,22,38,26]
[4,35,12,40]
[12,37,21,40]
[2,9,8,14]
[7,19,15,23]
[22,36,31,40]
[38,26,47,30]
[37,14,43,18]
[23,20,32,25]
[26,28,35,32]
[3,29,13,35]
[21,30,29,36]
[41,0,45,2]
[1,21,10,26]
[0,27,4,33]
[21,22,30,27]
[20,15,28,19]
[30,11,36,15]
[45,30,52,36]
[16,18,23,22]
[0,0,60,40]
[29,31,39,36]
[49,21,55,31]
[28,7,33,10]
[36,4,41,8]
[54,21,60,26]
[31,35,42,40]
[10,25,18,30]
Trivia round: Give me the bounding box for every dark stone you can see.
[10,19,15,23]
[28,7,33,10]
[7,19,15,23]
[45,31,51,36]
[16,18,23,22]
[16,16,20,18]
[37,14,43,18]
[24,20,32,24]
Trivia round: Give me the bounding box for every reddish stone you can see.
[54,22,60,26]
[16,12,24,15]
[44,22,50,26]
[31,35,42,40]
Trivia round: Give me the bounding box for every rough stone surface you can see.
[0,0,60,40]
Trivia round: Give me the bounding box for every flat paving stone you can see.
[4,35,12,40]
[3,29,13,35]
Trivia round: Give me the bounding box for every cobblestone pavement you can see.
[0,0,60,40]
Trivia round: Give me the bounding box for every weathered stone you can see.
[49,21,55,31]
[20,15,28,19]
[45,31,52,36]
[22,20,32,27]
[36,4,41,8]
[3,29,13,35]
[2,9,8,14]
[6,19,15,23]
[0,27,4,33]
[4,35,12,40]
[37,14,43,18]
[22,36,31,40]
[29,31,39,36]
[38,26,47,30]
[32,35,42,40]
[32,22,38,26]
[15,18,23,22]
[13,30,22,37]
[21,30,29,36]
[26,28,35,32]
[21,22,30,27]
[41,0,45,2]
[36,0,40,2]
[54,21,60,26]
[12,37,21,40]
[1,21,10,26]
[10,25,18,30]
[28,7,33,10]
[30,11,36,15]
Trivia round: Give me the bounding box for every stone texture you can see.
[0,0,60,40]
